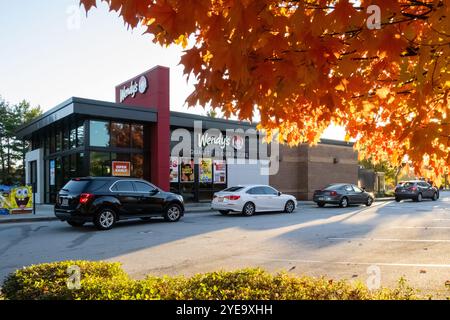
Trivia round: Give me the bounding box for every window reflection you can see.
[90,120,110,147]
[111,122,130,148]
[131,124,144,149]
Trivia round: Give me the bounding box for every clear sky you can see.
[0,0,345,140]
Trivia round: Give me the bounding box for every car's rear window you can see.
[323,184,345,190]
[61,180,90,193]
[223,186,244,192]
[403,182,416,188]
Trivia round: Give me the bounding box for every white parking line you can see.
[245,257,450,268]
[390,226,450,229]
[328,237,450,243]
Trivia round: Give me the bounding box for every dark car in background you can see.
[55,177,184,230]
[395,180,439,202]
[313,183,374,208]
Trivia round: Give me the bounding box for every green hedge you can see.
[1,261,419,300]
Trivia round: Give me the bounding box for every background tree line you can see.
[0,96,42,185]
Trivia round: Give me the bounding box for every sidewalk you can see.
[0,203,213,224]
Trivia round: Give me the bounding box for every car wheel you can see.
[94,208,117,230]
[67,221,85,227]
[339,197,349,208]
[395,197,401,202]
[219,210,229,215]
[317,202,326,208]
[432,192,438,201]
[164,203,182,222]
[416,193,423,202]
[242,202,255,216]
[366,197,373,206]
[284,200,295,213]
[140,217,152,221]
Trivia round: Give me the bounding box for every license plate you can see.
[218,197,224,202]
[61,198,69,206]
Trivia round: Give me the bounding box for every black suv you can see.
[55,177,184,230]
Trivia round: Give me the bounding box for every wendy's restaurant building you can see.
[16,65,359,204]
[15,66,279,204]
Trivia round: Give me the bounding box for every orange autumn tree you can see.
[81,0,450,182]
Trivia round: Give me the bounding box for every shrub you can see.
[1,260,129,300]
[1,261,421,300]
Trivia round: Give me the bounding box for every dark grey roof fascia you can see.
[15,97,158,139]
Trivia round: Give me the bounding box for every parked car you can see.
[394,180,439,202]
[211,185,297,216]
[55,177,184,230]
[313,183,374,208]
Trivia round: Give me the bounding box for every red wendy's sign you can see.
[112,161,131,177]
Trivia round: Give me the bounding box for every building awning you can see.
[15,97,158,139]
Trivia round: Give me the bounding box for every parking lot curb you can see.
[0,216,58,224]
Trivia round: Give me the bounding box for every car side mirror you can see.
[149,189,159,195]
[278,191,282,196]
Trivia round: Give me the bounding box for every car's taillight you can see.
[225,195,240,201]
[329,191,337,196]
[79,193,94,204]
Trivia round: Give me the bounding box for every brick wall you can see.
[270,142,358,200]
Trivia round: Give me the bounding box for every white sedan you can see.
[211,185,297,216]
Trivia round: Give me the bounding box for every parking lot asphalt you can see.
[0,192,449,298]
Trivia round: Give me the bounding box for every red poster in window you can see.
[112,161,131,177]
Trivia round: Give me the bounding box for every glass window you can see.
[90,120,110,147]
[69,154,77,178]
[114,181,134,192]
[111,122,130,148]
[77,153,85,176]
[63,156,70,182]
[63,129,70,150]
[344,185,353,192]
[262,186,278,195]
[70,127,77,149]
[56,130,62,152]
[247,187,265,195]
[61,179,90,194]
[112,153,130,162]
[132,154,144,178]
[90,152,111,176]
[50,132,56,154]
[131,124,144,149]
[223,186,244,192]
[77,123,84,147]
[133,181,155,193]
[353,185,363,193]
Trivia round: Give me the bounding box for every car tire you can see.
[416,193,423,202]
[94,208,117,230]
[395,197,401,202]
[164,203,182,222]
[339,197,349,208]
[67,221,85,227]
[366,197,373,206]
[317,202,326,208]
[432,192,438,201]
[219,210,229,215]
[284,200,295,213]
[242,202,255,216]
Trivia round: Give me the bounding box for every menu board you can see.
[169,157,179,182]
[180,158,195,183]
[213,160,226,184]
[199,158,212,183]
